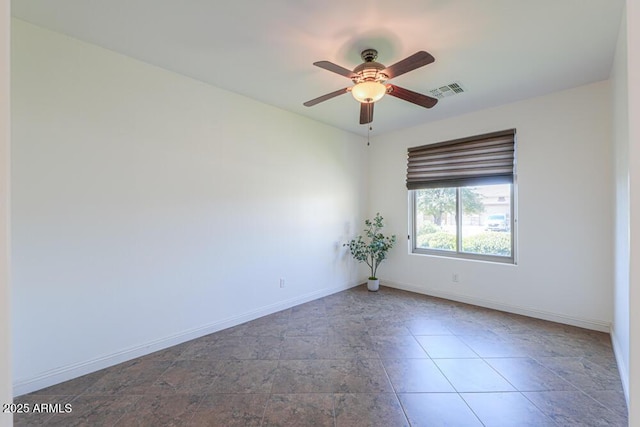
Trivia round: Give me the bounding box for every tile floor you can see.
[14,285,628,426]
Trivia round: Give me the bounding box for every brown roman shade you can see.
[406,129,516,190]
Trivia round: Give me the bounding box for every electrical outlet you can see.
[279,278,285,288]
[452,273,459,283]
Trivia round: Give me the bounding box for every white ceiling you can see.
[12,0,625,136]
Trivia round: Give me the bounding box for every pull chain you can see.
[367,125,372,146]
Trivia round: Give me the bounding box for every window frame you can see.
[409,182,517,264]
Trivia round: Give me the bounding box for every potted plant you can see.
[345,213,397,292]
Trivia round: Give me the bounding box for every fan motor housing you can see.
[352,61,388,84]
[351,48,389,84]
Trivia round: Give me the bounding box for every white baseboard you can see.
[610,327,630,408]
[382,279,611,333]
[13,279,364,397]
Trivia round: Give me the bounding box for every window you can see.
[407,129,516,263]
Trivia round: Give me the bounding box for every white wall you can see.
[611,2,630,405]
[369,81,613,330]
[0,1,13,426]
[627,0,640,422]
[10,19,368,395]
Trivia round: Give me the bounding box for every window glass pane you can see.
[460,184,512,257]
[415,188,457,252]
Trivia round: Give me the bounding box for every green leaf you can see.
[345,213,396,278]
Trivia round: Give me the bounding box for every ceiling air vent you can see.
[428,81,466,99]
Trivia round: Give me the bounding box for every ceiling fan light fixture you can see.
[351,81,387,103]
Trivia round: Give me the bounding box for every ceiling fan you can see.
[303,48,438,125]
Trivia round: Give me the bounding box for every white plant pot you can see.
[367,278,380,292]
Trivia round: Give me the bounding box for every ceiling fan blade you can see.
[383,51,435,79]
[313,61,355,79]
[360,102,374,125]
[387,84,438,108]
[303,87,350,107]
